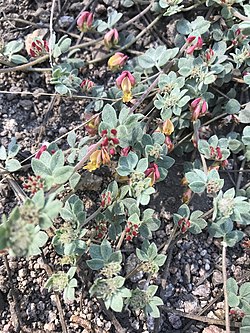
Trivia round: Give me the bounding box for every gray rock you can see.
[162,283,175,301]
[19,100,33,110]
[205,263,211,271]
[192,283,210,298]
[168,313,182,329]
[183,295,199,313]
[212,271,223,286]
[58,16,74,28]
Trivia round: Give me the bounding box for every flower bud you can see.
[77,11,93,32]
[186,36,203,55]
[190,97,208,121]
[80,79,94,92]
[109,148,116,155]
[111,129,117,136]
[104,28,119,49]
[35,144,47,159]
[165,135,174,152]
[108,52,128,71]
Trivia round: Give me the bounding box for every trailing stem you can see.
[222,244,230,333]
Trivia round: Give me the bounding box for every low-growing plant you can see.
[1,1,250,332]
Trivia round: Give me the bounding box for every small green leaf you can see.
[87,258,104,270]
[5,159,21,172]
[53,166,74,184]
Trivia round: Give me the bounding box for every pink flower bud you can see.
[121,147,131,156]
[104,28,119,49]
[35,144,47,159]
[108,52,128,71]
[77,11,93,32]
[196,37,203,48]
[205,48,215,62]
[186,36,203,55]
[80,79,94,92]
[186,36,196,44]
[191,97,202,108]
[109,148,116,155]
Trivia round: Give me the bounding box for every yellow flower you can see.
[84,150,102,172]
[83,148,111,172]
[162,119,174,135]
[116,71,136,103]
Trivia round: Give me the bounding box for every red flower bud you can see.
[111,129,117,136]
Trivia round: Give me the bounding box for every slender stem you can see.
[232,8,250,22]
[222,244,230,333]
[200,153,208,175]
[116,229,126,251]
[84,206,102,225]
[49,0,57,67]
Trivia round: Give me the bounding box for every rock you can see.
[58,16,74,28]
[18,268,27,278]
[183,263,191,284]
[162,283,175,301]
[202,325,226,333]
[44,322,56,331]
[168,313,182,329]
[212,271,223,286]
[19,100,33,110]
[200,249,207,256]
[183,295,199,313]
[192,283,210,298]
[58,127,67,135]
[205,263,211,271]
[70,315,92,330]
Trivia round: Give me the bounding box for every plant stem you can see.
[200,153,208,175]
[232,8,250,22]
[116,229,126,251]
[222,244,230,333]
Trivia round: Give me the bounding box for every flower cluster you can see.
[21,175,44,194]
[190,97,208,121]
[29,38,49,58]
[116,70,136,103]
[186,36,203,55]
[84,129,119,172]
[232,28,246,46]
[77,11,93,32]
[101,191,112,208]
[177,217,191,233]
[125,221,139,241]
[95,222,107,239]
[210,146,223,160]
[204,48,215,64]
[229,308,245,320]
